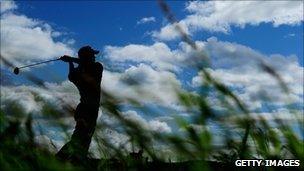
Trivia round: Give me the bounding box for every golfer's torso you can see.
[69,63,102,106]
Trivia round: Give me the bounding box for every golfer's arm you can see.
[67,57,80,64]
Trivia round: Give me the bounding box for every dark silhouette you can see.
[56,46,103,161]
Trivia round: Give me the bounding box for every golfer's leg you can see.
[71,119,96,157]
[56,141,73,160]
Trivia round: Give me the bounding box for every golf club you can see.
[13,58,60,75]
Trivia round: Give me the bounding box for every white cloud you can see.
[104,35,302,111]
[137,17,156,25]
[102,64,183,110]
[122,110,171,133]
[104,41,208,71]
[154,1,303,40]
[0,81,79,116]
[148,120,171,133]
[152,21,190,41]
[0,0,17,13]
[104,42,180,71]
[1,85,44,114]
[0,2,74,66]
[190,38,303,110]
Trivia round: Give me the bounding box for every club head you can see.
[13,67,19,75]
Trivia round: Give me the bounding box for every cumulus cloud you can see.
[0,81,79,116]
[103,34,302,112]
[104,42,180,71]
[122,110,171,133]
[154,1,304,40]
[137,17,156,25]
[152,21,190,41]
[190,38,303,110]
[102,64,183,110]
[0,1,74,66]
[1,86,44,114]
[103,41,208,71]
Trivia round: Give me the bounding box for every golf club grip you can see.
[18,59,59,69]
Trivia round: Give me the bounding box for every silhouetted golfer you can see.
[56,46,103,161]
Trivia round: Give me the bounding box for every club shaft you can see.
[18,59,59,69]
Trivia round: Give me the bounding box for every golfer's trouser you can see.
[56,103,98,160]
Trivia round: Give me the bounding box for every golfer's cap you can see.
[78,46,99,55]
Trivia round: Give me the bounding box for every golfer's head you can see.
[78,46,99,63]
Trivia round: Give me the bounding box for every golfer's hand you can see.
[60,55,72,62]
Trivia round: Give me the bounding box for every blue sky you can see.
[19,1,164,46]
[1,1,303,152]
[9,1,303,83]
[15,1,303,62]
